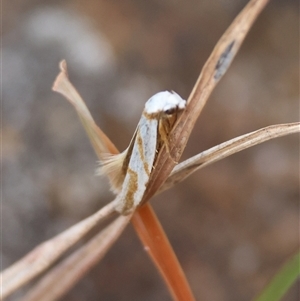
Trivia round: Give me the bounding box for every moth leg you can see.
[158,120,178,164]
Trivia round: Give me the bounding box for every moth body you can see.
[145,91,186,115]
[99,91,186,215]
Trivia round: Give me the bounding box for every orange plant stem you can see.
[131,203,195,301]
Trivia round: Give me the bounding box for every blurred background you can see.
[2,0,299,300]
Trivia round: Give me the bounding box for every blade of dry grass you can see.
[161,122,300,192]
[53,60,126,194]
[132,204,196,301]
[142,0,270,204]
[52,60,119,158]
[1,200,117,299]
[21,214,132,301]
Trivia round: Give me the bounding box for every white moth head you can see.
[145,91,186,115]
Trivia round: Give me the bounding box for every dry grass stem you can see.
[21,214,133,301]
[52,61,123,193]
[141,0,270,204]
[52,60,119,159]
[161,122,300,192]
[132,205,196,301]
[1,200,117,299]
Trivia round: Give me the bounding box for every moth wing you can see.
[96,126,138,193]
[115,115,158,214]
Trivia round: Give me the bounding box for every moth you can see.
[98,91,186,215]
